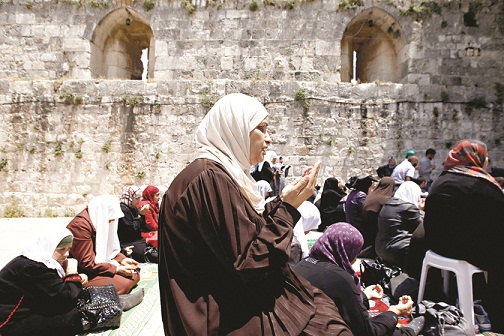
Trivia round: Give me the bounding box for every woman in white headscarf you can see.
[0,228,86,336]
[158,93,351,335]
[289,201,321,266]
[375,181,424,268]
[66,195,140,294]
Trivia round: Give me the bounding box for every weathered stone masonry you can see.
[0,0,503,216]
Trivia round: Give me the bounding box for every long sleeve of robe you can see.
[158,159,351,336]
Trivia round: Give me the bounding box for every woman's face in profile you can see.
[249,117,271,165]
[52,245,71,265]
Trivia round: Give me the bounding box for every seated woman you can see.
[138,185,160,242]
[0,229,87,336]
[315,177,347,232]
[293,223,424,336]
[375,181,424,269]
[118,185,149,263]
[289,201,321,267]
[360,177,395,258]
[421,140,504,332]
[67,195,140,294]
[345,175,375,232]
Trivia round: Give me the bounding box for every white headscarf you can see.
[258,150,277,171]
[196,93,268,213]
[21,227,73,278]
[394,181,422,207]
[293,201,321,258]
[88,195,124,264]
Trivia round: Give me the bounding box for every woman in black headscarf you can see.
[315,177,347,232]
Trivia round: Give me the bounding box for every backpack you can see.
[414,300,473,336]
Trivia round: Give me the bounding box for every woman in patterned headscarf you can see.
[294,223,424,336]
[118,186,149,262]
[422,140,504,332]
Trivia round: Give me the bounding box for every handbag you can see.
[414,300,473,336]
[77,284,122,332]
[360,257,401,297]
[144,246,159,263]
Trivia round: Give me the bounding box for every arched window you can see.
[341,7,407,83]
[90,8,154,80]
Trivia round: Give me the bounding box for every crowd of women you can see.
[1,92,502,335]
[0,186,162,335]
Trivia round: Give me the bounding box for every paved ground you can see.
[0,217,164,336]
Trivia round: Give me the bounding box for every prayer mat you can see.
[80,263,160,336]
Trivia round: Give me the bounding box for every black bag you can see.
[414,300,473,336]
[360,257,401,297]
[77,284,122,332]
[389,272,419,301]
[144,246,159,263]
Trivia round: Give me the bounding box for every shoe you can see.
[402,316,425,336]
[119,288,144,311]
[474,302,491,332]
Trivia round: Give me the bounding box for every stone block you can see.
[315,40,339,56]
[62,38,91,52]
[15,13,36,25]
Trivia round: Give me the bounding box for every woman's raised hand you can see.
[280,161,321,208]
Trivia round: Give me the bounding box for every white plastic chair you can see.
[417,250,487,328]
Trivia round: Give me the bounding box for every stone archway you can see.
[341,7,407,83]
[90,8,154,80]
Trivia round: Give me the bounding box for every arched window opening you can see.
[90,8,154,80]
[341,8,407,83]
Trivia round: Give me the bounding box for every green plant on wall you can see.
[465,96,486,115]
[60,93,83,105]
[200,93,221,110]
[440,91,449,104]
[287,0,296,9]
[182,0,196,14]
[0,159,7,172]
[137,171,146,179]
[90,0,100,7]
[143,0,155,11]
[75,150,83,159]
[206,0,223,9]
[102,140,112,153]
[339,0,361,10]
[54,142,64,157]
[43,208,58,218]
[4,204,25,218]
[122,96,140,107]
[249,0,259,11]
[295,89,310,110]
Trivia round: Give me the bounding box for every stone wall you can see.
[1,79,502,217]
[0,0,503,216]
